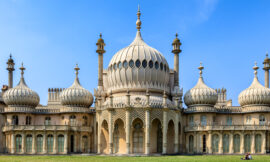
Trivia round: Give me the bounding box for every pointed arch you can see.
[100,120,109,154]
[113,118,126,154]
[132,118,144,153]
[150,118,162,153]
[167,120,175,154]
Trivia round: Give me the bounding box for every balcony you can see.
[2,125,93,133]
[185,124,269,132]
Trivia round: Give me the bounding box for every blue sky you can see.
[0,0,269,106]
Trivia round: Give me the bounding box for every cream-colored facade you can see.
[0,8,270,155]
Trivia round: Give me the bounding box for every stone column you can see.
[145,108,150,154]
[262,131,266,154]
[194,132,197,153]
[251,132,255,154]
[21,133,25,154]
[229,132,234,154]
[186,135,189,153]
[174,111,179,153]
[32,133,36,154]
[64,133,68,154]
[208,132,212,154]
[43,132,47,154]
[162,108,168,154]
[108,109,113,154]
[219,133,223,154]
[74,133,77,153]
[11,133,15,154]
[126,108,131,154]
[97,111,101,154]
[53,132,57,154]
[240,133,244,154]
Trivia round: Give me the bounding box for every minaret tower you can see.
[6,54,15,88]
[172,33,182,86]
[263,52,270,88]
[96,33,106,89]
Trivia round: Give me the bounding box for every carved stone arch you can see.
[131,117,144,128]
[167,119,175,154]
[113,118,125,130]
[150,118,163,153]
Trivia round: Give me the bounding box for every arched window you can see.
[189,116,194,126]
[26,134,32,153]
[246,115,252,124]
[15,134,22,153]
[259,115,265,125]
[47,134,54,153]
[37,134,43,153]
[133,122,143,153]
[244,134,251,153]
[82,136,88,153]
[142,60,147,68]
[70,115,76,126]
[58,135,64,153]
[212,134,219,153]
[26,116,31,125]
[160,63,163,71]
[155,61,159,69]
[226,116,232,126]
[123,61,128,69]
[113,123,119,153]
[233,134,240,153]
[82,116,88,126]
[135,59,141,68]
[164,64,167,72]
[129,60,134,68]
[200,115,207,126]
[45,117,51,125]
[189,135,194,153]
[149,60,153,68]
[118,62,122,69]
[255,134,262,153]
[12,115,18,125]
[113,63,117,70]
[157,122,163,153]
[223,134,229,153]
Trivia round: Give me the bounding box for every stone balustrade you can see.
[2,125,92,133]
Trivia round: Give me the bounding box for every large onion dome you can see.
[238,63,270,106]
[107,7,170,93]
[184,63,218,107]
[3,64,40,107]
[60,64,93,107]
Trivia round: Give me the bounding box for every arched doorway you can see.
[150,118,162,153]
[167,120,175,154]
[26,134,32,153]
[132,118,144,153]
[15,134,22,153]
[244,134,251,153]
[223,134,229,153]
[189,135,194,153]
[58,134,64,153]
[255,134,262,153]
[113,119,126,154]
[212,134,219,153]
[82,135,88,153]
[100,120,109,154]
[203,134,206,153]
[233,134,240,153]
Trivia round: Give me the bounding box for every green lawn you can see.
[0,155,269,162]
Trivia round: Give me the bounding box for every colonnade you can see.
[187,131,266,154]
[97,108,182,155]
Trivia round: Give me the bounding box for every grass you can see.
[0,155,269,162]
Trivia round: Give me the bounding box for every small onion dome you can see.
[238,63,270,106]
[184,63,218,107]
[60,64,93,107]
[3,63,40,107]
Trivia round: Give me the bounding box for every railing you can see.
[185,124,270,132]
[2,125,93,132]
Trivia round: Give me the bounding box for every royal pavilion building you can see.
[0,8,270,155]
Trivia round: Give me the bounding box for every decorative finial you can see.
[253,61,259,77]
[9,54,12,59]
[136,5,141,31]
[175,33,178,38]
[74,64,80,77]
[99,33,102,38]
[266,51,269,58]
[198,62,204,77]
[20,62,25,78]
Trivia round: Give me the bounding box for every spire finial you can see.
[74,63,80,77]
[99,33,102,38]
[253,61,259,77]
[175,33,178,38]
[20,62,25,78]
[266,51,269,58]
[9,53,12,59]
[198,62,204,77]
[136,5,141,31]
